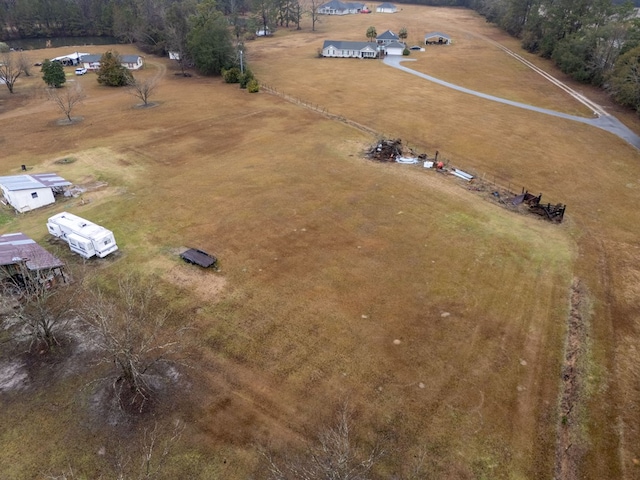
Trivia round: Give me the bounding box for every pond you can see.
[6,36,119,51]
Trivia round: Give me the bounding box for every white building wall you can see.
[3,187,55,213]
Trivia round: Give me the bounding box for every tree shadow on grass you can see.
[133,102,160,110]
[55,116,84,126]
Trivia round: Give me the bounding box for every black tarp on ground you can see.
[180,248,217,268]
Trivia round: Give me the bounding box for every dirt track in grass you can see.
[0,6,639,479]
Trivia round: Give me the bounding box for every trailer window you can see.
[31,192,38,198]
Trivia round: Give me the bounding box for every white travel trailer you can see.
[46,212,118,259]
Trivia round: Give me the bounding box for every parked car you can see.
[75,67,87,75]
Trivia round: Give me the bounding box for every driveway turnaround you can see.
[383,56,640,150]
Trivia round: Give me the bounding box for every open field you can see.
[1,6,640,479]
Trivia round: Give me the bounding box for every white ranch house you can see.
[317,0,366,15]
[376,2,397,13]
[425,32,452,45]
[322,40,378,58]
[80,54,144,71]
[0,173,71,213]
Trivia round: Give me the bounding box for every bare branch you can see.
[0,51,23,93]
[47,82,86,123]
[128,77,158,106]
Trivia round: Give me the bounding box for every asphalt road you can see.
[383,56,640,150]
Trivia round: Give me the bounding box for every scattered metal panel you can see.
[180,248,217,268]
[395,156,420,164]
[512,193,525,205]
[451,169,473,181]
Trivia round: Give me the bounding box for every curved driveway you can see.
[383,56,640,150]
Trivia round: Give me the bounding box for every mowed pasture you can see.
[0,6,639,479]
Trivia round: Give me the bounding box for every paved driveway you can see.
[383,56,640,150]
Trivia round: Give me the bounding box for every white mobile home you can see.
[0,173,70,213]
[47,212,118,259]
[80,54,144,71]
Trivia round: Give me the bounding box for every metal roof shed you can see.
[0,173,70,213]
[0,232,64,270]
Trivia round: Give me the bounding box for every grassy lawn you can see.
[0,6,639,479]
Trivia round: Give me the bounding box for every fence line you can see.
[260,83,562,209]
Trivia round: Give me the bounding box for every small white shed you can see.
[0,173,70,213]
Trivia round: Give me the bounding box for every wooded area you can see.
[3,0,640,111]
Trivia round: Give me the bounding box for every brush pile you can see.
[366,138,428,162]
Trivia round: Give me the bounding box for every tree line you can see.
[5,0,640,112]
[460,0,640,114]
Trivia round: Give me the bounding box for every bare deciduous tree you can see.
[16,52,32,76]
[46,420,185,480]
[83,275,187,413]
[260,402,384,480]
[128,77,158,107]
[114,420,185,479]
[305,0,321,32]
[0,253,72,353]
[47,82,86,122]
[0,52,23,93]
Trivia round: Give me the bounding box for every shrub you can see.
[403,47,410,56]
[222,67,242,83]
[0,42,9,53]
[247,79,259,93]
[239,69,254,89]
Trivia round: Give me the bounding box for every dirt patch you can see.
[147,254,227,302]
[555,278,589,480]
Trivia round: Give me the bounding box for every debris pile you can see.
[366,138,427,162]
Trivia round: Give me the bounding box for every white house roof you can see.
[377,30,399,40]
[0,174,70,191]
[425,32,451,39]
[323,40,378,51]
[0,232,64,270]
[50,52,90,62]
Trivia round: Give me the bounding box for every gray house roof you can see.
[385,41,405,49]
[319,0,365,10]
[323,40,378,51]
[378,2,396,8]
[0,233,64,270]
[425,32,451,40]
[80,54,141,63]
[0,174,70,191]
[377,30,399,40]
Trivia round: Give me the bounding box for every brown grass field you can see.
[1,5,640,479]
